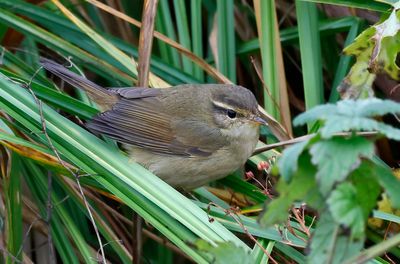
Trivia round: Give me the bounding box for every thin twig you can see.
[0,246,23,264]
[383,222,396,264]
[253,131,379,154]
[250,56,282,115]
[291,208,310,237]
[15,217,42,261]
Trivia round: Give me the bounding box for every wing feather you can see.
[86,87,227,157]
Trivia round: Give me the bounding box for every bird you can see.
[40,58,267,189]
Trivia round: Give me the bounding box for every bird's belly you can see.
[127,146,247,189]
[126,126,259,189]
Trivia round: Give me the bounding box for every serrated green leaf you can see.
[327,182,366,239]
[376,164,400,208]
[308,211,364,264]
[350,162,381,219]
[261,154,321,226]
[310,136,374,195]
[293,103,337,126]
[321,116,400,139]
[277,137,311,181]
[294,99,400,139]
[295,99,400,125]
[196,241,254,264]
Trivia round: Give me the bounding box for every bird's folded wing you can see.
[87,88,226,157]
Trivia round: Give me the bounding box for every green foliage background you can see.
[0,0,399,263]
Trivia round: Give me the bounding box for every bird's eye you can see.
[226,109,237,119]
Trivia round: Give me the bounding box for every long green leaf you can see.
[4,153,22,264]
[191,0,204,81]
[301,0,391,12]
[156,0,181,68]
[217,0,236,82]
[296,1,324,129]
[255,0,280,120]
[173,0,193,75]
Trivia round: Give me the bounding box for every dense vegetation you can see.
[0,0,399,263]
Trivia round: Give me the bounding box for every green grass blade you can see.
[255,0,291,131]
[1,68,98,119]
[191,0,204,81]
[296,1,324,128]
[156,0,181,68]
[251,239,275,263]
[195,201,306,247]
[173,0,193,75]
[217,0,236,83]
[4,153,22,264]
[275,242,306,263]
[301,0,391,12]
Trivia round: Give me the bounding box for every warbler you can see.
[41,59,266,189]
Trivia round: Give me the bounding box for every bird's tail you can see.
[40,58,117,109]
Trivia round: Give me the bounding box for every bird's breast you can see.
[222,124,260,164]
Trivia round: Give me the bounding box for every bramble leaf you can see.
[310,136,374,195]
[294,99,400,139]
[294,98,400,125]
[308,211,364,264]
[293,103,337,126]
[326,162,381,240]
[350,162,381,219]
[277,137,311,182]
[376,164,400,208]
[327,182,367,239]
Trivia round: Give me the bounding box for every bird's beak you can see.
[252,116,268,126]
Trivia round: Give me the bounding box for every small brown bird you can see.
[41,59,266,189]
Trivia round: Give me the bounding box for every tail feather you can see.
[40,58,117,110]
